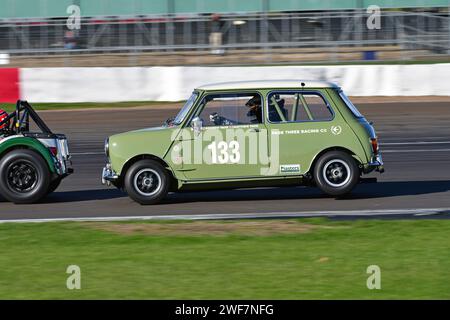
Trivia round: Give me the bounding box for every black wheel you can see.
[124,160,169,205]
[47,177,62,195]
[0,149,50,204]
[313,151,359,197]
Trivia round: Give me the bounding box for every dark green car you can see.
[0,100,73,204]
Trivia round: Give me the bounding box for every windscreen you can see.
[173,92,198,125]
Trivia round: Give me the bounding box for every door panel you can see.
[182,124,269,180]
[171,92,270,181]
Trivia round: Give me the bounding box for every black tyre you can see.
[47,177,62,195]
[124,160,169,205]
[313,151,359,197]
[0,149,51,204]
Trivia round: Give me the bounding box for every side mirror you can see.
[191,116,203,136]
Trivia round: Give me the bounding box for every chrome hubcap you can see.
[322,159,351,187]
[133,169,161,196]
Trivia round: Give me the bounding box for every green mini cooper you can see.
[102,80,383,205]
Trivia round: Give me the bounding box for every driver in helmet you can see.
[208,94,263,126]
[245,95,262,124]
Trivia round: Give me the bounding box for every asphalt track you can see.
[1,101,450,221]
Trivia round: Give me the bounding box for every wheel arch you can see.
[307,146,363,176]
[0,139,56,173]
[118,154,177,190]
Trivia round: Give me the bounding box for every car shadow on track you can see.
[14,180,448,204]
[339,180,450,200]
[40,188,127,203]
[160,180,450,204]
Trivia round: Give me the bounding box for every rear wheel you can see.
[313,151,359,197]
[124,159,169,205]
[0,149,50,204]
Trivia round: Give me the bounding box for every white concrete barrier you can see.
[0,52,10,65]
[20,64,450,102]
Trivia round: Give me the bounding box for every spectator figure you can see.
[209,14,224,55]
[64,30,78,49]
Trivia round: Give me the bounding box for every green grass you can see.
[0,218,449,299]
[0,101,182,113]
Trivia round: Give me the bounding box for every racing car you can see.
[0,100,72,204]
[102,80,384,205]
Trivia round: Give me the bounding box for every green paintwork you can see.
[107,85,378,191]
[0,137,56,173]
[108,126,179,176]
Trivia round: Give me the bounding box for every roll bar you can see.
[0,100,52,135]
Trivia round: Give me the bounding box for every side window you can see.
[303,94,333,121]
[267,92,333,123]
[195,93,262,127]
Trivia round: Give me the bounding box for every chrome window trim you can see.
[173,91,200,126]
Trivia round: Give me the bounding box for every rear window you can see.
[338,90,364,118]
[267,91,333,123]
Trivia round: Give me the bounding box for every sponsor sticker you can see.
[280,164,300,173]
[331,125,342,135]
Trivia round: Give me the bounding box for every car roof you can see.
[196,80,339,91]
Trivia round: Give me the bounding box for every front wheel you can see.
[0,149,51,204]
[313,151,359,197]
[124,160,169,205]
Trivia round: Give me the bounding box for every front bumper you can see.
[102,163,119,186]
[367,154,384,173]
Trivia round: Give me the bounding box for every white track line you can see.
[383,149,450,153]
[382,141,450,145]
[1,208,449,223]
[72,152,104,155]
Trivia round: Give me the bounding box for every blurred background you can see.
[1,0,450,67]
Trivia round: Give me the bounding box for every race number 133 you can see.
[208,141,240,164]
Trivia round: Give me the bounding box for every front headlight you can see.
[104,138,110,158]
